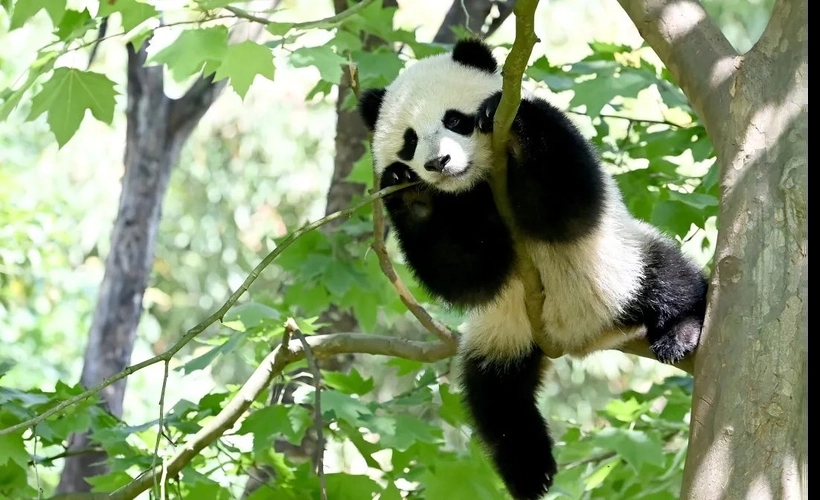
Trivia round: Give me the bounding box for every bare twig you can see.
[0,182,415,438]
[371,169,458,345]
[224,0,378,30]
[108,333,455,500]
[285,318,327,499]
[151,360,171,498]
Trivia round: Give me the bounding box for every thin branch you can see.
[285,318,327,500]
[370,166,457,345]
[488,0,564,358]
[150,360,171,498]
[0,182,415,438]
[346,58,457,346]
[565,108,691,128]
[108,333,455,500]
[615,0,739,138]
[224,0,378,30]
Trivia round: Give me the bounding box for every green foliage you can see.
[0,0,742,497]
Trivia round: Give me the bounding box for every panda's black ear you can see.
[452,38,497,74]
[358,88,386,131]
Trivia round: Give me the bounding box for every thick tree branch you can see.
[615,0,739,140]
[108,332,453,500]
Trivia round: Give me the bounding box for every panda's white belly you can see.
[460,216,649,361]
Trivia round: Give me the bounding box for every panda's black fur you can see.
[358,39,708,500]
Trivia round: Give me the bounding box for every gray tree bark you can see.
[56,43,225,494]
[618,0,807,498]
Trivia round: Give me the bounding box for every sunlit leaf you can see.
[149,26,229,81]
[214,41,275,99]
[98,0,158,33]
[290,46,346,84]
[27,68,118,147]
[9,0,65,30]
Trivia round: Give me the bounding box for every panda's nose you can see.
[424,155,451,172]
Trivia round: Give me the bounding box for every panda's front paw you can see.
[380,163,433,220]
[380,162,419,190]
[476,91,503,134]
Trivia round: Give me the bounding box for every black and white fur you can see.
[358,39,707,500]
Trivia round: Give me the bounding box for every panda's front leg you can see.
[379,162,515,308]
[476,91,607,244]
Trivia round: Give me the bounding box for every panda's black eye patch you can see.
[398,128,418,161]
[443,109,474,135]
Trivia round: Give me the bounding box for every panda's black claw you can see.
[476,91,503,134]
[380,162,418,190]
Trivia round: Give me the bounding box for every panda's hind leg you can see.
[622,237,709,364]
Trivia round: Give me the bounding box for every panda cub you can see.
[358,39,707,500]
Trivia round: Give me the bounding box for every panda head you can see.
[358,39,502,193]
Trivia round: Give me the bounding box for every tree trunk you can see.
[56,44,224,494]
[680,0,808,498]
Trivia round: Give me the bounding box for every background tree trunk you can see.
[680,0,807,497]
[56,44,225,494]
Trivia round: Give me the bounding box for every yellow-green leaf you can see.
[214,41,275,99]
[98,0,158,33]
[27,68,118,147]
[148,26,228,82]
[290,46,346,84]
[9,0,65,30]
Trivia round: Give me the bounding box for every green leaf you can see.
[422,451,501,500]
[324,473,380,500]
[98,0,158,33]
[378,415,443,451]
[353,50,404,88]
[214,41,275,99]
[570,71,650,115]
[387,358,424,376]
[27,68,118,147]
[0,433,28,467]
[55,8,93,40]
[322,368,374,396]
[222,302,281,332]
[592,428,664,471]
[237,405,311,452]
[266,22,294,36]
[290,46,346,84]
[526,56,576,92]
[585,457,621,490]
[0,49,58,119]
[149,26,229,81]
[345,146,374,184]
[320,390,372,424]
[438,383,466,426]
[178,333,244,374]
[9,0,65,30]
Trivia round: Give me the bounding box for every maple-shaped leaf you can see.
[27,68,118,148]
[214,41,275,99]
[148,26,228,82]
[98,0,158,33]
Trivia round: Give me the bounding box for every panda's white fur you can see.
[358,39,707,500]
[372,52,500,192]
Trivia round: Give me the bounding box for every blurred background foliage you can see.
[0,0,772,498]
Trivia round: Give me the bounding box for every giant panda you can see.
[357,38,708,500]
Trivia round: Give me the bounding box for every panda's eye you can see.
[443,110,474,135]
[397,128,418,161]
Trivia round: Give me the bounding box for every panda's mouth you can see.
[438,161,472,178]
